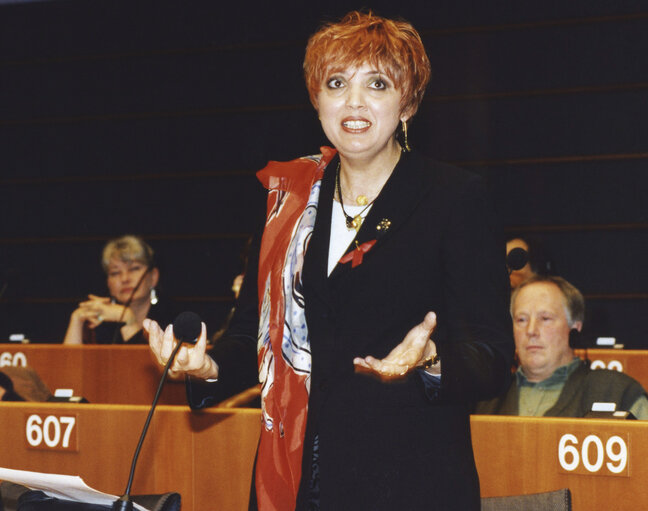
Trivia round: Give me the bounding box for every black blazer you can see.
[190,150,513,511]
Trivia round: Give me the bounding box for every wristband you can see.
[421,353,440,369]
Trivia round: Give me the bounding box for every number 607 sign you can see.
[557,433,629,476]
[25,414,78,452]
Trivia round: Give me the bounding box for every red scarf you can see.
[255,147,336,511]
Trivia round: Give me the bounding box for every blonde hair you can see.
[101,235,154,273]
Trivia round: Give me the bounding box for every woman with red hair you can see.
[147,11,512,510]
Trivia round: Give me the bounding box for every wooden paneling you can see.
[0,402,260,511]
[472,415,648,510]
[0,345,187,405]
[576,349,648,389]
[1,403,647,511]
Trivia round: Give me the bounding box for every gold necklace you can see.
[335,162,376,231]
[356,194,368,206]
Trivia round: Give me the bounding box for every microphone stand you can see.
[111,266,152,344]
[111,341,184,511]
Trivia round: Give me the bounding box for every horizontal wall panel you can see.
[152,238,252,296]
[489,158,648,226]
[1,2,646,62]
[502,230,648,295]
[0,173,266,237]
[3,17,648,120]
[425,17,648,96]
[414,89,648,161]
[0,111,326,179]
[0,237,249,299]
[583,299,648,350]
[0,2,312,61]
[4,89,648,180]
[3,156,646,240]
[0,46,310,120]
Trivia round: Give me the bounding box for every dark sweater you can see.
[476,361,647,417]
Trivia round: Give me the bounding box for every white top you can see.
[328,201,373,275]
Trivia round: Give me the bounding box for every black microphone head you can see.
[173,311,202,344]
[506,247,529,271]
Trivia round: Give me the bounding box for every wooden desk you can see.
[8,346,644,407]
[2,404,647,511]
[471,415,648,510]
[576,349,648,390]
[0,402,260,511]
[0,345,186,405]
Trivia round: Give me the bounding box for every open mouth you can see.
[342,119,371,131]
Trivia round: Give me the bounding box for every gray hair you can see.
[511,274,585,326]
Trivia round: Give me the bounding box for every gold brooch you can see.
[376,218,391,231]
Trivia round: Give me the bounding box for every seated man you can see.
[476,275,648,418]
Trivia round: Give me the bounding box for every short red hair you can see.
[303,11,431,117]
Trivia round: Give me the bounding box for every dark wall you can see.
[1,0,647,346]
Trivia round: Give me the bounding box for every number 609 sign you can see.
[557,433,629,476]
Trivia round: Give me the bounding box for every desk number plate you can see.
[557,432,629,477]
[25,414,78,452]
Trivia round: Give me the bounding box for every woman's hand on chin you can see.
[353,311,438,381]
[144,318,218,380]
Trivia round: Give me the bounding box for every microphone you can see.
[506,247,528,274]
[112,312,202,511]
[172,311,201,344]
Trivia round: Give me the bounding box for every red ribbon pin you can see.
[339,240,377,268]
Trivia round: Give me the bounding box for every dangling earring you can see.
[149,287,158,305]
[401,120,411,152]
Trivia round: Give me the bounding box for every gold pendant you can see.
[352,215,363,231]
[356,195,368,206]
[346,215,363,231]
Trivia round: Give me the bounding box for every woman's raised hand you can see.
[144,318,219,380]
[353,311,438,381]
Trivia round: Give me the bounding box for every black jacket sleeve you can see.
[186,228,263,409]
[426,174,514,403]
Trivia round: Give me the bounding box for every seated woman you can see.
[64,235,164,344]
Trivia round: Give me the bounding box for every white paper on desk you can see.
[0,467,149,511]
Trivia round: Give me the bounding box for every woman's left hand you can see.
[353,311,438,381]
